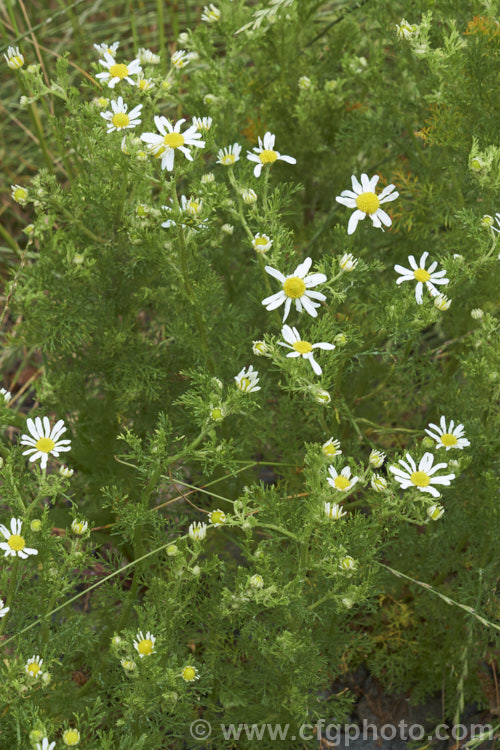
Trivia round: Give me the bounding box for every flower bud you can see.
[427,504,445,521]
[249,574,264,589]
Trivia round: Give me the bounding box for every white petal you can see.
[347,210,364,235]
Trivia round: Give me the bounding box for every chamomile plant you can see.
[0,0,499,747]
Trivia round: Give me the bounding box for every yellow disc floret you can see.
[410,471,430,487]
[109,63,129,79]
[440,433,458,447]
[63,728,81,746]
[221,154,236,165]
[283,277,306,299]
[259,149,278,164]
[414,268,431,282]
[137,638,154,656]
[356,192,380,214]
[112,112,130,128]
[163,132,185,148]
[334,476,351,490]
[293,340,313,354]
[8,534,25,552]
[35,437,55,453]
[182,666,197,681]
[27,662,41,676]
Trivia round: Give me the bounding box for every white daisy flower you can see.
[427,504,445,520]
[389,452,455,498]
[62,728,81,746]
[135,76,155,91]
[217,143,241,166]
[25,654,44,677]
[241,188,257,204]
[278,324,335,376]
[36,739,55,750]
[371,474,388,492]
[262,257,327,322]
[161,195,208,230]
[0,598,10,618]
[395,19,419,39]
[133,630,156,657]
[71,519,88,535]
[322,438,342,457]
[96,53,142,88]
[434,294,451,311]
[94,41,119,56]
[252,233,272,253]
[424,416,470,451]
[100,96,143,133]
[202,3,221,22]
[193,116,213,131]
[121,658,137,671]
[335,174,399,235]
[490,212,500,233]
[249,574,264,588]
[0,517,38,559]
[339,253,358,272]
[252,340,270,356]
[20,416,71,469]
[188,521,207,541]
[235,365,260,393]
[324,502,346,520]
[138,47,160,65]
[327,465,359,492]
[171,50,190,69]
[209,509,226,526]
[310,386,331,404]
[369,449,386,468]
[181,665,200,681]
[246,132,296,178]
[0,387,11,403]
[140,116,204,171]
[339,555,356,573]
[394,252,449,304]
[4,45,24,69]
[11,184,28,205]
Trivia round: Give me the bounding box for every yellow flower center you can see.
[334,476,351,490]
[283,276,306,299]
[14,188,27,201]
[259,149,278,164]
[27,662,41,676]
[163,132,185,148]
[441,433,458,447]
[8,534,25,551]
[221,154,236,165]
[323,444,338,456]
[138,79,149,90]
[63,729,80,745]
[254,237,268,247]
[109,63,129,79]
[11,55,24,68]
[211,408,223,421]
[238,377,250,391]
[183,666,197,681]
[210,510,225,524]
[112,112,130,128]
[356,191,380,214]
[293,340,313,354]
[410,471,430,487]
[414,268,431,282]
[137,638,154,655]
[35,436,55,453]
